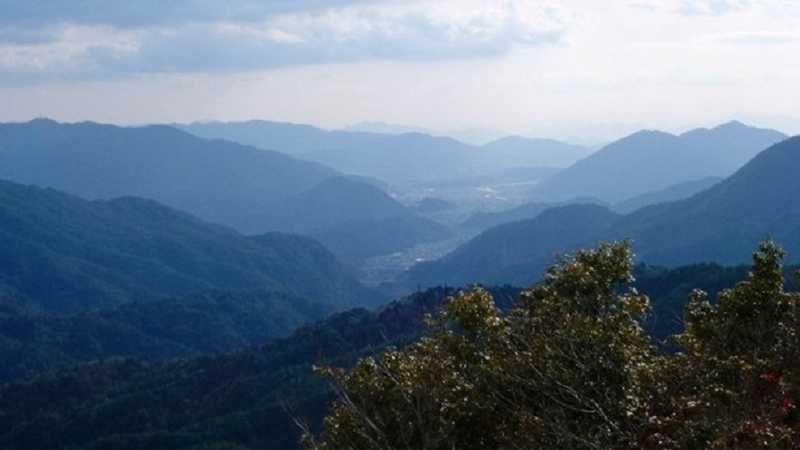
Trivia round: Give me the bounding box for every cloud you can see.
[0,1,566,82]
[0,0,383,29]
[712,31,800,45]
[677,0,754,15]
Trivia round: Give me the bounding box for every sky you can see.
[1,0,799,143]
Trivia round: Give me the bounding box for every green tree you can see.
[645,241,800,449]
[305,242,655,450]
[306,241,800,450]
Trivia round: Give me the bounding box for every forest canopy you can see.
[308,241,800,450]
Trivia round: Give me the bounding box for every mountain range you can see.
[0,178,377,314]
[531,121,787,203]
[0,119,449,263]
[612,176,723,214]
[405,135,800,287]
[178,120,590,186]
[460,197,607,231]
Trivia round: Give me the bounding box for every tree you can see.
[306,241,800,449]
[644,241,800,449]
[305,242,655,450]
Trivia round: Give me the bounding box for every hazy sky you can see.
[1,0,799,142]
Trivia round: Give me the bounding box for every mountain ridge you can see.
[531,121,787,203]
[405,136,800,287]
[0,178,378,313]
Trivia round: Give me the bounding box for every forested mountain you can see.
[0,119,333,233]
[480,136,592,168]
[461,197,607,231]
[0,290,332,382]
[0,120,450,262]
[0,286,518,450]
[531,121,786,203]
[0,261,785,450]
[257,177,452,263]
[408,204,622,286]
[178,120,588,186]
[0,179,377,313]
[612,176,722,214]
[412,197,455,213]
[405,136,800,287]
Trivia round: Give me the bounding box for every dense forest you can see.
[308,242,800,449]
[2,249,796,450]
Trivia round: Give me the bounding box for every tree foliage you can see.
[308,241,800,450]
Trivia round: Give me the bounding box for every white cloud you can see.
[0,1,567,81]
[1,0,800,139]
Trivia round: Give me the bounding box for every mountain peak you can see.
[27,117,59,127]
[713,120,749,130]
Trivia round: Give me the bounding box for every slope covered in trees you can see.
[612,176,722,214]
[254,177,452,264]
[0,251,786,450]
[0,179,377,313]
[460,197,607,231]
[0,286,518,450]
[406,136,800,287]
[0,119,333,234]
[309,241,800,450]
[0,290,331,382]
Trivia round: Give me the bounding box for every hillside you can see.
[253,177,453,263]
[179,120,588,186]
[480,136,592,168]
[531,121,786,203]
[405,136,800,287]
[312,215,452,265]
[613,176,722,214]
[0,286,519,450]
[0,261,788,450]
[461,197,607,231]
[0,119,335,234]
[616,135,800,265]
[0,179,377,313]
[407,204,620,286]
[0,290,332,382]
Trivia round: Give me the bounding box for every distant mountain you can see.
[251,177,453,263]
[313,215,452,265]
[531,121,787,203]
[0,179,377,314]
[0,119,333,233]
[421,166,560,189]
[178,120,590,186]
[266,176,409,233]
[616,135,800,266]
[480,136,593,169]
[0,120,448,262]
[407,204,621,286]
[0,289,332,382]
[613,177,723,214]
[461,197,608,231]
[412,197,455,214]
[405,136,800,287]
[343,121,433,135]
